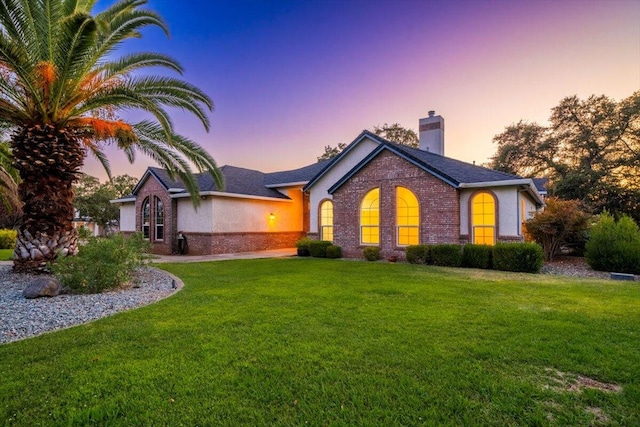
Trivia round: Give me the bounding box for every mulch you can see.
[541,256,639,281]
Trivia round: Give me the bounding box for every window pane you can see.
[472,192,495,245]
[360,189,379,244]
[396,187,419,246]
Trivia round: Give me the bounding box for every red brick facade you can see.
[178,231,305,255]
[331,151,460,260]
[135,176,174,255]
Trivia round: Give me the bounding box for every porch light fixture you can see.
[269,213,276,221]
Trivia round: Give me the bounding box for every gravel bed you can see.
[541,256,639,281]
[0,266,180,345]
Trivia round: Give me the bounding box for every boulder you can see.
[23,277,62,299]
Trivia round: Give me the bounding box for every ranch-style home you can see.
[113,112,546,260]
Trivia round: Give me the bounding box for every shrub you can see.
[50,233,150,294]
[325,245,342,259]
[585,213,640,274]
[462,244,493,269]
[363,246,380,261]
[309,240,333,258]
[77,226,92,240]
[524,198,591,261]
[0,229,17,249]
[405,245,430,264]
[492,243,544,273]
[430,244,462,267]
[295,237,312,256]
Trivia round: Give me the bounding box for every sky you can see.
[84,0,640,181]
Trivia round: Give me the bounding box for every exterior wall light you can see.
[269,213,276,221]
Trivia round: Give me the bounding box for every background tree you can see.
[373,123,419,148]
[74,174,137,234]
[0,0,223,272]
[490,91,640,222]
[317,123,418,161]
[523,198,591,261]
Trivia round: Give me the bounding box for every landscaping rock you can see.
[22,277,62,299]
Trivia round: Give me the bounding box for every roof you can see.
[532,178,549,194]
[264,159,333,186]
[128,160,328,201]
[304,130,530,189]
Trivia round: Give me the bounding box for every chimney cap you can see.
[428,110,435,117]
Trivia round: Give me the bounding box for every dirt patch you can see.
[543,368,622,393]
[585,406,609,424]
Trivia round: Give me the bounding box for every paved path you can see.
[0,248,297,267]
[151,248,297,263]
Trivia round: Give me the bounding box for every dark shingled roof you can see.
[264,159,333,186]
[145,166,290,199]
[532,177,549,193]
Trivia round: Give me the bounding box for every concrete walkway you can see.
[150,247,297,263]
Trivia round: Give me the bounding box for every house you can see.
[113,111,545,259]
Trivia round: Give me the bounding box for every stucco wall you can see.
[176,198,214,233]
[118,203,136,232]
[309,137,379,232]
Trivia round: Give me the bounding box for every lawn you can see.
[1,258,639,426]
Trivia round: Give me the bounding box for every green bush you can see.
[325,245,342,259]
[309,240,333,258]
[405,245,430,264]
[492,243,544,273]
[462,244,493,269]
[430,244,462,267]
[0,229,17,249]
[295,237,312,256]
[363,246,380,261]
[50,233,150,294]
[585,213,640,274]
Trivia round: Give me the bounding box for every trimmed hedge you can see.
[406,245,430,264]
[325,245,342,259]
[462,244,493,269]
[363,246,380,261]
[0,229,17,249]
[309,240,333,258]
[492,242,544,273]
[430,244,462,267]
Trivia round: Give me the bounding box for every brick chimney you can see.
[419,110,444,155]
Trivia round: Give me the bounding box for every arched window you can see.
[397,187,419,246]
[360,188,380,245]
[155,197,164,241]
[320,200,333,242]
[141,197,150,240]
[472,192,496,245]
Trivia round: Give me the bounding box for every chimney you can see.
[419,110,444,155]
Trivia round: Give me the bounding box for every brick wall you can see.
[179,231,305,255]
[134,176,174,255]
[332,150,460,260]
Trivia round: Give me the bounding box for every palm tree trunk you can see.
[11,124,85,273]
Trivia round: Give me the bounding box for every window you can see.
[142,197,150,240]
[155,197,164,241]
[396,187,419,246]
[360,188,380,245]
[472,192,496,245]
[320,200,333,242]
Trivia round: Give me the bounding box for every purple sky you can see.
[84,0,640,181]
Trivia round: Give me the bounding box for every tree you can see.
[373,123,419,148]
[523,198,591,261]
[317,143,346,162]
[317,123,418,161]
[490,91,640,222]
[0,0,223,272]
[0,141,20,220]
[74,174,137,234]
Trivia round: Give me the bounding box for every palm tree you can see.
[0,140,20,215]
[0,0,223,272]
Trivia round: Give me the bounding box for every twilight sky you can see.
[84,0,640,181]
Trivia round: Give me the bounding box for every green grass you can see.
[1,258,639,426]
[0,249,12,261]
